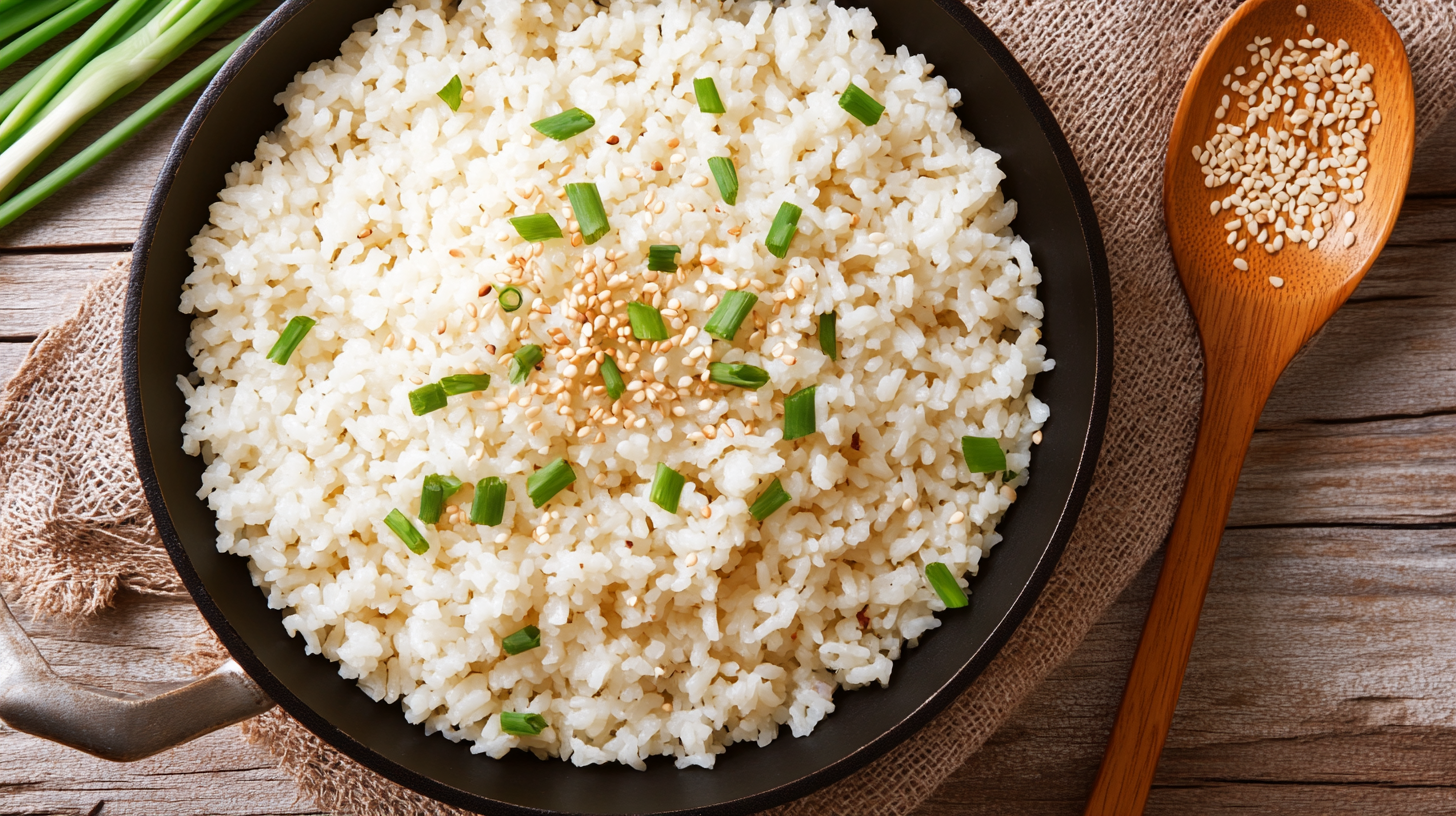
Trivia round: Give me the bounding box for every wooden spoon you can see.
[1084,0,1414,812]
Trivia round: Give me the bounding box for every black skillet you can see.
[124,1,1112,812]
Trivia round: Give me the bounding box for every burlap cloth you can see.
[2,2,1454,813]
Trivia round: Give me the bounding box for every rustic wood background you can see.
[2,5,1456,815]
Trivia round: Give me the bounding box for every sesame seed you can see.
[357,228,372,239]
[1032,430,1043,444]
[690,175,709,187]
[902,497,914,512]
[651,160,664,172]
[1269,276,1285,288]
[670,153,685,164]
[1233,258,1249,271]
[607,135,620,145]
[662,702,672,712]
[685,553,698,566]
[949,511,965,524]
[384,333,396,348]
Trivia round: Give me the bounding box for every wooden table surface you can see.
[3,7,1456,814]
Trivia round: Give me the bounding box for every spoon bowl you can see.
[1087,0,1414,812]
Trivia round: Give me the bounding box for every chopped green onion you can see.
[509,344,544,385]
[531,108,595,141]
[501,625,541,655]
[703,290,758,341]
[765,202,802,259]
[441,373,490,396]
[1004,470,1019,483]
[819,312,838,360]
[749,478,792,521]
[470,477,508,526]
[418,474,462,524]
[384,509,429,555]
[436,75,462,111]
[782,385,817,440]
[500,711,548,736]
[925,562,968,608]
[601,354,626,400]
[627,302,669,341]
[498,285,524,312]
[527,457,576,508]
[649,463,686,513]
[565,182,610,244]
[266,316,315,365]
[694,77,725,114]
[409,382,448,416]
[707,156,738,205]
[707,362,769,390]
[647,244,680,272]
[839,83,885,126]
[509,213,562,243]
[961,436,1007,473]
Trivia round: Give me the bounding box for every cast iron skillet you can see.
[124,1,1112,813]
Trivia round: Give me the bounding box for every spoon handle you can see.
[1084,354,1275,815]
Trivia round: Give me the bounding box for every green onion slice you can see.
[436,75,463,111]
[409,382,448,416]
[509,344,545,385]
[925,562,968,608]
[694,77,725,114]
[527,457,577,508]
[627,302,670,341]
[819,312,838,360]
[749,478,792,521]
[707,156,738,205]
[501,624,541,655]
[649,463,686,513]
[531,108,595,140]
[839,82,885,126]
[1004,470,1019,483]
[418,473,462,524]
[498,285,524,312]
[470,476,508,526]
[765,202,802,259]
[565,182,610,244]
[707,362,769,390]
[703,290,757,341]
[961,436,1007,473]
[647,244,680,272]
[500,711,548,736]
[509,213,562,243]
[266,316,315,365]
[384,509,429,555]
[601,354,626,400]
[441,373,490,396]
[782,385,817,440]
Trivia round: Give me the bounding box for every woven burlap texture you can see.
[2,1,1454,813]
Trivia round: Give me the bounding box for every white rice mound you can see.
[179,0,1052,769]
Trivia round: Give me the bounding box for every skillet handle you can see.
[0,592,274,761]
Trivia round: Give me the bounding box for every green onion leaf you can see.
[925,562,968,608]
[501,624,541,655]
[498,285,524,312]
[765,202,802,259]
[783,385,817,440]
[601,354,626,400]
[707,156,738,205]
[531,108,595,141]
[441,373,490,396]
[500,711,548,736]
[839,82,885,126]
[961,436,1007,473]
[703,290,758,341]
[409,382,448,416]
[627,302,670,341]
[1004,470,1018,483]
[694,77,725,114]
[565,182,610,244]
[750,478,792,521]
[527,457,576,508]
[509,213,562,243]
[649,463,686,513]
[384,509,429,555]
[266,316,315,365]
[470,476,508,526]
[819,312,837,360]
[647,244,680,272]
[707,362,769,390]
[436,75,463,111]
[510,344,544,385]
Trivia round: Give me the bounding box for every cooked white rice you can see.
[178,0,1052,769]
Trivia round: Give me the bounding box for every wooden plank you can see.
[1408,109,1456,197]
[0,342,30,383]
[0,252,121,339]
